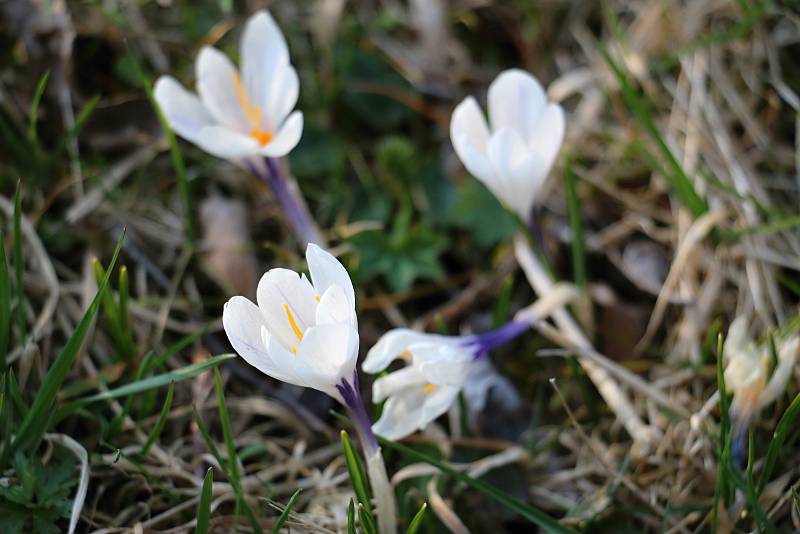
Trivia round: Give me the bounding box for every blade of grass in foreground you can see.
[757,390,800,494]
[141,381,174,456]
[5,230,125,460]
[55,353,235,421]
[213,368,263,534]
[598,38,708,219]
[196,467,214,534]
[0,232,11,367]
[406,502,427,534]
[377,436,576,534]
[27,71,50,149]
[271,488,302,534]
[341,430,376,529]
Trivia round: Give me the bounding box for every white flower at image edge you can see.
[450,68,565,219]
[362,330,474,440]
[723,316,799,424]
[222,244,358,402]
[154,10,303,160]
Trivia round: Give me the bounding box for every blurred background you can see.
[1,0,800,531]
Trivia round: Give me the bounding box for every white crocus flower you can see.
[154,10,302,161]
[222,244,396,534]
[363,322,530,440]
[223,244,357,401]
[450,69,565,220]
[724,316,799,430]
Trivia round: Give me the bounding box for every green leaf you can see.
[27,71,50,147]
[405,502,427,534]
[271,488,302,534]
[0,231,11,367]
[340,430,374,525]
[378,436,576,533]
[447,180,517,246]
[347,499,357,534]
[196,467,214,534]
[5,230,125,460]
[141,381,174,456]
[757,390,800,493]
[55,353,235,421]
[213,368,262,534]
[358,502,378,534]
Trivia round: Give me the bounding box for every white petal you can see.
[487,128,545,218]
[420,385,461,426]
[488,69,546,140]
[723,316,751,363]
[463,358,521,413]
[196,46,249,132]
[316,285,357,327]
[412,343,472,386]
[153,76,214,145]
[525,102,565,174]
[296,324,359,391]
[372,366,427,403]
[362,329,441,373]
[450,97,494,184]
[240,11,293,128]
[760,335,800,407]
[257,268,318,349]
[261,64,299,132]
[195,126,260,159]
[259,111,303,157]
[306,243,355,307]
[222,297,290,380]
[372,387,428,440]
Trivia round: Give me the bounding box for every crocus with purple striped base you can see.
[362,321,529,440]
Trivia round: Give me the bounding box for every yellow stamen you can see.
[291,345,298,354]
[422,383,436,394]
[283,303,304,341]
[315,295,321,302]
[232,73,272,146]
[399,350,413,360]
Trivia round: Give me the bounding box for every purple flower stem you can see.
[336,371,379,454]
[249,157,325,247]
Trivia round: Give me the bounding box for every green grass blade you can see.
[405,502,427,534]
[271,488,302,534]
[56,353,235,420]
[378,436,575,534]
[118,266,131,348]
[8,229,125,457]
[340,430,375,527]
[564,155,587,288]
[51,95,99,162]
[27,71,50,147]
[347,499,357,534]
[598,45,708,219]
[137,58,195,245]
[358,503,378,534]
[0,231,11,367]
[757,390,800,494]
[141,381,174,456]
[213,367,263,533]
[196,467,214,534]
[13,182,26,345]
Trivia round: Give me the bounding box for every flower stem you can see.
[338,373,397,534]
[251,157,326,247]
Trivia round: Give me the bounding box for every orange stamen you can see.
[422,383,436,394]
[232,73,272,146]
[283,303,304,341]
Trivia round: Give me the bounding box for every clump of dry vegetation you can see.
[1,0,800,532]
